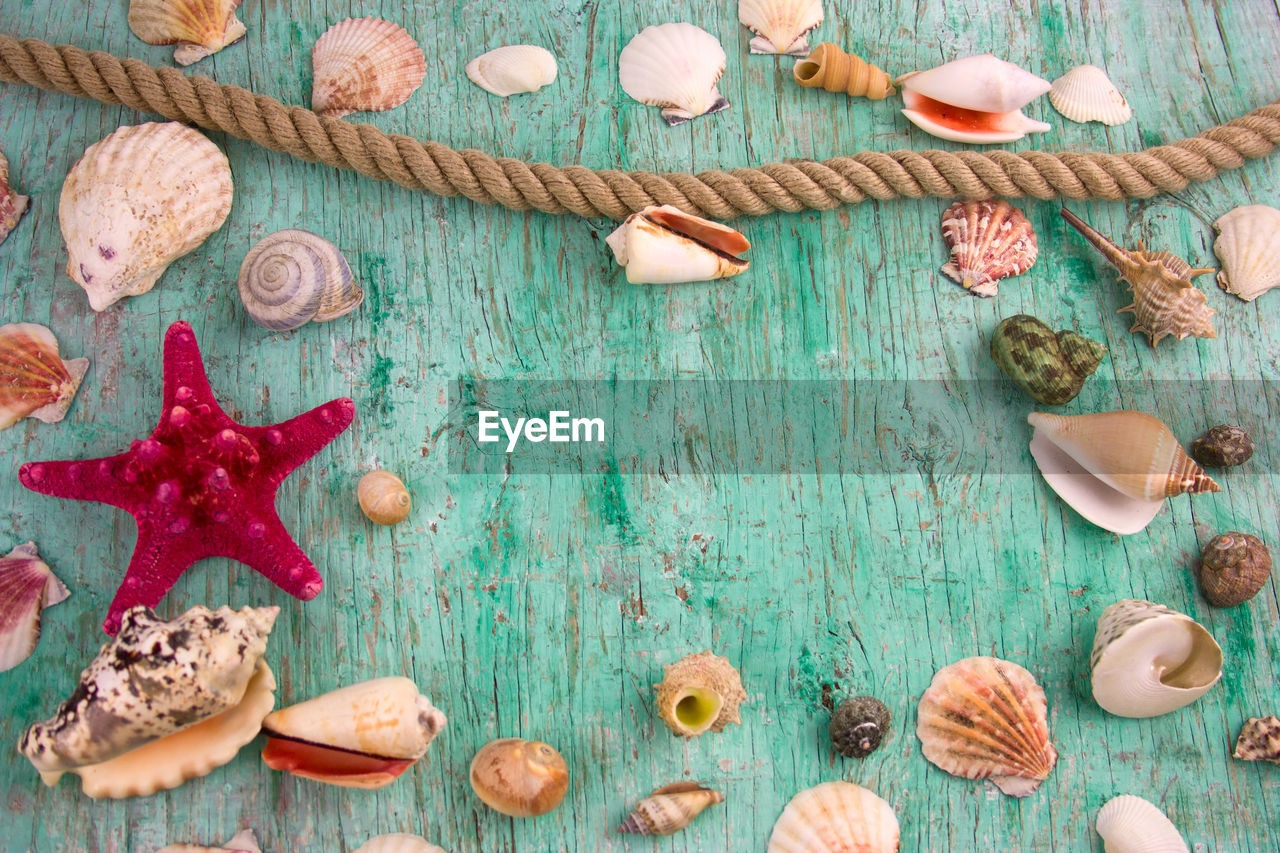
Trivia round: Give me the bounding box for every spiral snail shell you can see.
[237,230,363,331]
[357,470,411,526]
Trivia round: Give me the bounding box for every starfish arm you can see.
[101,526,211,634]
[221,510,325,602]
[161,321,229,421]
[19,455,147,511]
[256,397,355,480]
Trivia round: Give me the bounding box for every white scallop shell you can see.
[619,23,730,126]
[237,229,362,330]
[157,828,263,852]
[766,782,899,853]
[1214,204,1280,302]
[312,18,426,117]
[0,541,69,673]
[466,45,557,97]
[354,835,447,853]
[59,122,232,311]
[127,0,247,65]
[1049,65,1132,125]
[738,0,823,56]
[1095,795,1189,853]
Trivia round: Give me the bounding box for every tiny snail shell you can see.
[357,470,411,526]
[469,738,569,818]
[237,229,363,331]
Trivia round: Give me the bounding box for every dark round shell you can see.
[1191,425,1254,468]
[1199,532,1272,607]
[829,695,890,758]
[990,314,1106,406]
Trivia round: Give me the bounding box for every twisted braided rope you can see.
[2,35,1278,220]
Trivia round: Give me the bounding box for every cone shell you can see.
[1213,204,1280,302]
[619,23,730,126]
[766,781,900,853]
[1049,65,1131,125]
[470,738,569,818]
[617,781,724,836]
[605,205,750,284]
[358,469,412,525]
[59,122,232,311]
[1234,716,1280,764]
[1090,599,1222,718]
[940,200,1038,296]
[353,835,447,853]
[916,656,1057,798]
[237,229,362,330]
[158,829,263,853]
[312,18,426,118]
[465,45,557,97]
[0,541,69,673]
[0,149,30,246]
[654,649,747,737]
[793,43,894,99]
[0,323,90,430]
[738,0,823,55]
[1095,795,1189,853]
[127,0,247,65]
[897,54,1051,143]
[990,315,1106,405]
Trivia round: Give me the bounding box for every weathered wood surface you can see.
[1,1,1279,850]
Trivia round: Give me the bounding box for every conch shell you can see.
[793,43,894,99]
[896,54,1051,143]
[1234,715,1280,764]
[654,649,747,737]
[127,0,247,66]
[618,782,724,835]
[0,541,69,673]
[738,0,824,56]
[1095,795,1189,853]
[990,315,1105,405]
[470,738,569,817]
[0,322,89,430]
[940,199,1038,296]
[766,781,900,853]
[158,829,262,853]
[606,205,750,284]
[0,148,30,246]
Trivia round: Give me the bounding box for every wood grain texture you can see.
[1,1,1278,850]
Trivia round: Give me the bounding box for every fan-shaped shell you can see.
[1049,65,1131,125]
[0,323,89,430]
[766,781,899,853]
[654,649,747,736]
[738,0,823,56]
[470,738,569,817]
[0,541,69,673]
[618,782,724,836]
[358,469,411,525]
[59,122,232,311]
[0,148,30,246]
[312,18,426,117]
[897,54,1051,143]
[619,23,729,126]
[353,835,447,853]
[158,828,263,853]
[466,45,557,97]
[940,200,1037,296]
[917,656,1057,797]
[128,0,247,65]
[237,230,362,330]
[1213,204,1280,302]
[1095,795,1189,853]
[605,205,750,284]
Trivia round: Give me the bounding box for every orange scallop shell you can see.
[311,18,426,118]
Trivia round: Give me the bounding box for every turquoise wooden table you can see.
[1,1,1279,850]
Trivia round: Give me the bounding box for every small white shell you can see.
[354,835,447,853]
[766,782,899,853]
[127,0,247,65]
[237,230,362,330]
[312,18,426,117]
[1213,204,1280,302]
[157,828,263,853]
[738,0,823,56]
[1095,795,1189,853]
[619,23,730,126]
[465,45,557,97]
[1049,65,1131,125]
[0,542,69,673]
[897,54,1051,144]
[605,205,750,284]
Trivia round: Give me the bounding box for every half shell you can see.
[738,0,823,56]
[940,200,1037,296]
[897,54,1051,144]
[237,229,362,330]
[1213,204,1280,302]
[1233,716,1280,764]
[312,18,426,117]
[0,323,89,430]
[654,649,747,737]
[60,122,233,311]
[1049,65,1131,125]
[128,0,247,66]
[0,541,69,673]
[793,43,894,99]
[619,23,729,126]
[1095,795,1188,853]
[470,738,569,817]
[0,148,30,246]
[353,835,447,853]
[916,656,1057,797]
[466,45,557,97]
[766,781,899,853]
[158,829,263,853]
[618,782,724,836]
[606,205,750,284]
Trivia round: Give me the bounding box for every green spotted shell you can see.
[991,315,1106,405]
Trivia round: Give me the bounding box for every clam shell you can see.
[654,649,747,737]
[1095,795,1189,853]
[1233,715,1280,764]
[916,656,1057,798]
[0,323,90,430]
[738,0,823,56]
[0,541,69,673]
[897,54,1050,144]
[1213,204,1280,302]
[618,782,724,836]
[128,0,247,65]
[357,469,412,526]
[59,122,232,311]
[312,18,426,117]
[237,229,362,330]
[940,200,1037,296]
[605,205,750,284]
[793,43,894,99]
[353,835,447,853]
[1090,599,1222,719]
[157,829,263,853]
[1049,65,1131,125]
[465,45,557,97]
[766,781,899,853]
[470,738,569,818]
[619,23,729,125]
[0,149,30,246]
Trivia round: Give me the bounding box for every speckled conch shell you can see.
[312,18,426,117]
[1090,599,1222,719]
[1213,204,1280,303]
[0,542,69,673]
[465,45,557,97]
[1049,65,1131,125]
[158,829,262,853]
[738,0,823,55]
[991,315,1105,405]
[470,738,570,817]
[1028,411,1220,535]
[606,205,750,284]
[1234,716,1280,764]
[619,23,729,126]
[353,835,447,853]
[237,229,362,330]
[793,44,894,99]
[0,148,30,246]
[18,605,278,798]
[940,199,1038,296]
[127,0,247,66]
[0,323,89,431]
[358,469,411,525]
[618,782,725,836]
[896,54,1051,143]
[60,122,233,311]
[1060,208,1216,346]
[261,676,447,789]
[766,782,900,853]
[1095,795,1189,853]
[917,656,1057,797]
[654,649,747,737]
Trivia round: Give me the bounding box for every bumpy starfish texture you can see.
[19,321,353,635]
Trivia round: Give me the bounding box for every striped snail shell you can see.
[237,229,363,330]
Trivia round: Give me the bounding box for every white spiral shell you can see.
[237,230,363,330]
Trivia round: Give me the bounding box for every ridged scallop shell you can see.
[0,148,30,246]
[1049,65,1131,125]
[466,45,557,97]
[606,205,750,284]
[619,23,729,126]
[312,18,426,117]
[793,44,894,99]
[358,469,411,525]
[738,0,823,55]
[1095,795,1189,853]
[654,649,747,737]
[353,835,447,853]
[158,829,263,853]
[60,122,232,311]
[897,54,1051,144]
[0,542,69,673]
[237,230,362,330]
[940,200,1038,296]
[0,323,89,430]
[1213,204,1280,302]
[1234,716,1280,764]
[127,0,247,66]
[1090,599,1222,719]
[470,738,570,817]
[766,782,899,853]
[917,656,1057,797]
[618,782,725,836]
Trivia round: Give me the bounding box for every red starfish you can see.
[19,321,354,634]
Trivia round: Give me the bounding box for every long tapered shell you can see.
[0,149,30,246]
[470,738,570,817]
[766,782,899,853]
[1049,65,1131,125]
[1095,795,1189,853]
[465,45,557,97]
[1234,716,1280,764]
[619,23,730,126]
[1213,204,1280,302]
[312,18,426,117]
[353,835,447,853]
[605,205,749,284]
[940,200,1037,296]
[237,230,362,330]
[654,649,748,737]
[917,656,1056,797]
[618,782,725,836]
[60,122,232,311]
[358,470,412,525]
[793,43,894,99]
[738,0,823,55]
[158,829,263,853]
[0,542,69,673]
[1090,599,1222,719]
[0,323,90,430]
[128,0,247,65]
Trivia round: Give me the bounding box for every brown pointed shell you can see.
[312,18,426,117]
[0,323,90,430]
[793,44,895,99]
[940,200,1038,297]
[618,782,724,835]
[654,650,747,737]
[128,0,247,65]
